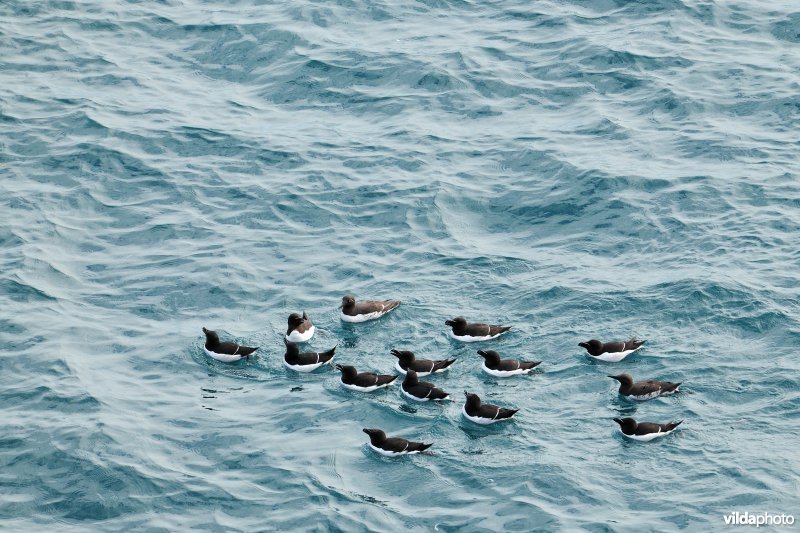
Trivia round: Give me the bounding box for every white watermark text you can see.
[724,512,795,527]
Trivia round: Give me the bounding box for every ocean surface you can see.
[2,0,799,530]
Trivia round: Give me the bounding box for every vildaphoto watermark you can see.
[724,512,795,527]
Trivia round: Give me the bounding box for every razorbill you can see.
[336,364,397,392]
[362,428,432,457]
[202,327,258,363]
[608,373,681,401]
[400,369,450,402]
[340,295,400,323]
[462,391,519,425]
[445,317,511,342]
[285,311,315,343]
[579,338,645,362]
[477,349,541,377]
[613,417,683,441]
[390,349,456,376]
[283,338,336,372]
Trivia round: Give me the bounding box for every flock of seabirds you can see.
[202,295,683,456]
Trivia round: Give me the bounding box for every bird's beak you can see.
[612,418,623,425]
[607,375,620,380]
[445,320,453,326]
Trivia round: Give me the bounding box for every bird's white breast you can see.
[400,386,430,402]
[341,381,388,393]
[592,346,642,362]
[448,331,503,342]
[621,429,673,441]
[394,361,433,377]
[481,363,530,377]
[461,405,500,425]
[626,390,663,401]
[285,325,315,343]
[283,359,325,373]
[204,348,243,363]
[368,443,416,457]
[340,311,383,323]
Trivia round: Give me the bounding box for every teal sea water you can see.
[2,0,799,530]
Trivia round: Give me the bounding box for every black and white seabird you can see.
[390,349,456,377]
[608,373,681,401]
[613,417,682,441]
[445,317,511,342]
[283,338,336,372]
[285,311,315,343]
[339,295,400,323]
[202,327,258,363]
[462,391,519,425]
[477,350,541,377]
[401,369,450,402]
[336,364,397,392]
[578,338,645,362]
[362,428,432,457]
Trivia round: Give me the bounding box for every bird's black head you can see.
[287,313,304,329]
[362,428,386,443]
[390,349,414,363]
[579,339,603,356]
[404,369,419,385]
[608,373,633,387]
[340,295,356,309]
[464,391,481,409]
[477,350,500,365]
[445,317,467,327]
[335,364,357,378]
[283,337,298,355]
[613,417,637,434]
[202,327,219,345]
[445,316,467,334]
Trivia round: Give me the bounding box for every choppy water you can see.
[2,0,799,530]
